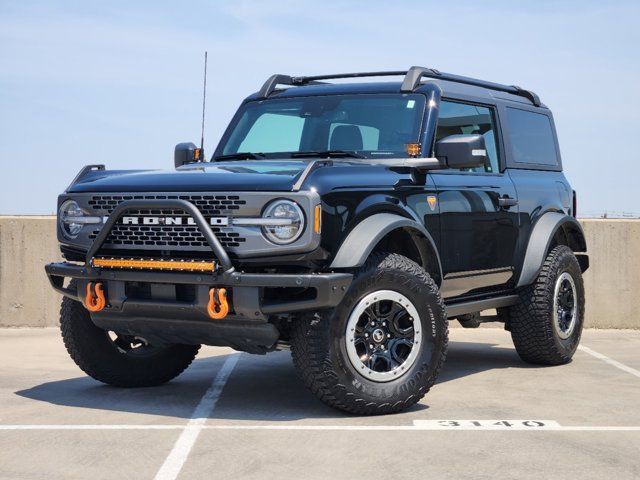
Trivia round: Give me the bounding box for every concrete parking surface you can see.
[0,328,639,480]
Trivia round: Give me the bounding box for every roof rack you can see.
[258,66,541,106]
[401,66,541,106]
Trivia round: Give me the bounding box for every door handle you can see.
[498,195,518,209]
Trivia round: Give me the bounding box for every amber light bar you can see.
[92,257,216,272]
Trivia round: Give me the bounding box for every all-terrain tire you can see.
[60,291,200,387]
[290,252,448,415]
[507,245,585,365]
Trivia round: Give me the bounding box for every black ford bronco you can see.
[46,66,588,415]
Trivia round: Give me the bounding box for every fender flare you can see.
[516,212,587,288]
[329,213,442,282]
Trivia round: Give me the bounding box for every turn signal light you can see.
[405,143,421,157]
[314,204,322,234]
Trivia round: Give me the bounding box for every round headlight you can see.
[261,200,305,244]
[59,200,85,239]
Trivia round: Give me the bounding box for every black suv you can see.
[46,66,588,414]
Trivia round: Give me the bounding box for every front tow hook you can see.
[85,282,106,313]
[207,288,229,320]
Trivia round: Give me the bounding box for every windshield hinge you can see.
[291,160,333,191]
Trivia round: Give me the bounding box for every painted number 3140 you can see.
[413,420,560,429]
[439,420,545,428]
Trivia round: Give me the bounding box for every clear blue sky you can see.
[1,0,639,216]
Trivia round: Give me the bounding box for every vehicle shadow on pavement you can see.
[437,340,540,384]
[15,341,537,421]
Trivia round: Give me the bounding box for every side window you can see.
[437,100,500,173]
[238,113,305,153]
[506,107,558,166]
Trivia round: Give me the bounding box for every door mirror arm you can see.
[403,157,446,172]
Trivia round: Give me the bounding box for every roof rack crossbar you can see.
[258,72,407,98]
[258,67,541,106]
[402,66,541,106]
[298,70,406,83]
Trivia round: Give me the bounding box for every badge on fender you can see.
[427,195,437,211]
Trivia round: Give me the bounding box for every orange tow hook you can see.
[207,288,229,320]
[85,282,106,313]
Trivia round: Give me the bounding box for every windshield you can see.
[216,94,426,159]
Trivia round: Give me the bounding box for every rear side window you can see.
[506,108,558,166]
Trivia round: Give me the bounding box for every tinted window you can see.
[220,94,425,159]
[239,113,305,152]
[329,123,380,150]
[437,101,499,173]
[506,107,558,166]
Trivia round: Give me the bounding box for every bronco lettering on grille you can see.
[103,216,229,226]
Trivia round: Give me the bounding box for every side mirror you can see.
[174,142,204,168]
[435,134,487,169]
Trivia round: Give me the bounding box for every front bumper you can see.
[46,197,351,353]
[46,261,351,316]
[45,262,352,353]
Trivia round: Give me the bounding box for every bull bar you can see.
[44,199,352,352]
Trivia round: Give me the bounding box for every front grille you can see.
[89,224,245,248]
[87,194,246,215]
[86,195,248,251]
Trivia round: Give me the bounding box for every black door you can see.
[431,100,519,298]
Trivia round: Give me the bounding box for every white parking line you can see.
[1,423,640,432]
[0,425,184,430]
[579,345,640,379]
[153,354,240,480]
[412,420,640,431]
[203,423,640,431]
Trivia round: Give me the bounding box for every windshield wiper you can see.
[290,150,364,159]
[213,152,266,161]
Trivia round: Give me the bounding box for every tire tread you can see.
[60,290,200,387]
[291,252,448,415]
[508,245,584,365]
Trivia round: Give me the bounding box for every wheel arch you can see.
[329,213,443,286]
[516,212,588,288]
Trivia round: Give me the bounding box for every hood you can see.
[67,161,309,193]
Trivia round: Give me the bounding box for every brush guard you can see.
[45,198,352,351]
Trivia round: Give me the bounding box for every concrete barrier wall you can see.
[0,216,638,328]
[580,219,640,328]
[0,217,62,327]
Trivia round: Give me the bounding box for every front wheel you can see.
[291,252,448,415]
[506,245,585,365]
[60,292,200,387]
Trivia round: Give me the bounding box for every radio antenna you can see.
[199,51,208,160]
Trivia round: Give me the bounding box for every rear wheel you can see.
[507,245,585,365]
[60,292,200,387]
[291,252,448,415]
